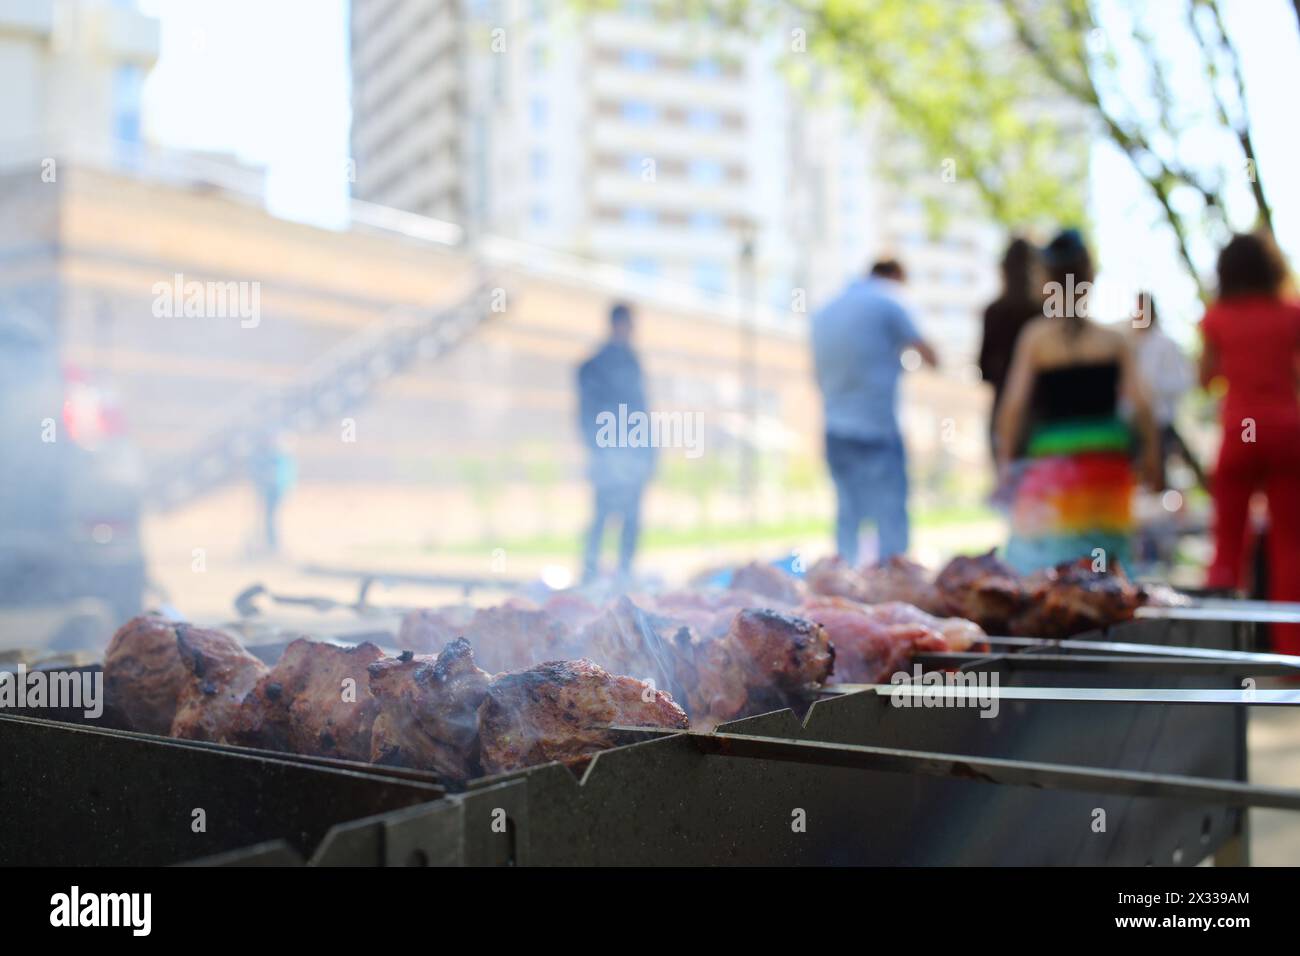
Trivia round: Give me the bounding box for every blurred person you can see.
[811,259,938,564]
[577,302,654,583]
[1200,232,1300,654]
[979,237,1042,461]
[1131,291,1204,490]
[996,229,1159,574]
[250,432,296,554]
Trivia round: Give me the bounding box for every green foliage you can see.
[790,0,1087,230]
[617,0,1280,296]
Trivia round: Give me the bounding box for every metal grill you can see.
[2,602,1298,866]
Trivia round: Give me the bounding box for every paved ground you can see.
[1247,706,1300,865]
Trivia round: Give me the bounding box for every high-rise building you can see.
[348,0,1005,362]
[0,0,159,165]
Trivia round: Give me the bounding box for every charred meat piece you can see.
[854,556,946,614]
[1010,558,1145,638]
[368,638,491,780]
[398,603,577,670]
[799,596,984,683]
[540,591,605,630]
[582,596,700,708]
[638,590,738,639]
[477,658,688,775]
[642,587,790,639]
[670,608,836,730]
[728,562,806,605]
[232,639,384,760]
[460,606,579,673]
[805,555,872,602]
[583,598,833,729]
[725,608,834,701]
[103,615,188,734]
[398,605,475,653]
[170,624,268,742]
[934,550,1025,633]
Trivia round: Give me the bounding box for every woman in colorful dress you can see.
[995,230,1159,574]
[1200,232,1300,654]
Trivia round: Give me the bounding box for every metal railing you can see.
[146,281,497,511]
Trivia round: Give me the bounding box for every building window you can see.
[530,97,548,128]
[694,261,726,294]
[531,203,550,225]
[113,64,144,146]
[622,100,658,124]
[686,108,721,131]
[624,206,657,228]
[688,159,724,185]
[689,210,723,232]
[530,150,548,179]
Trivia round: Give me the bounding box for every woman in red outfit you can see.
[1200,232,1300,653]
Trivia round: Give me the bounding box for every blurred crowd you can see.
[575,228,1300,652]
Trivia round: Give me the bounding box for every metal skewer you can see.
[609,727,1300,811]
[819,683,1300,705]
[981,634,1300,665]
[912,651,1300,677]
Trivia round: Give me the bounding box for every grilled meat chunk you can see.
[103,615,187,734]
[854,556,946,613]
[540,591,605,630]
[806,555,948,615]
[584,598,834,729]
[170,624,268,742]
[638,589,748,639]
[397,605,475,653]
[368,638,491,780]
[805,555,872,602]
[1010,558,1144,638]
[641,585,799,640]
[402,603,579,672]
[452,606,579,671]
[729,562,806,605]
[477,658,688,775]
[232,639,383,760]
[726,608,834,701]
[460,605,580,672]
[934,550,1025,633]
[664,608,836,731]
[583,596,700,705]
[799,596,984,683]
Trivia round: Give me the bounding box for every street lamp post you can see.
[738,221,758,527]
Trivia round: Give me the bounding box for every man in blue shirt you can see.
[811,260,937,564]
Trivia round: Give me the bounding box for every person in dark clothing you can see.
[979,238,1043,461]
[577,303,654,583]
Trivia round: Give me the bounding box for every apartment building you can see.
[0,0,158,164]
[349,0,1011,363]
